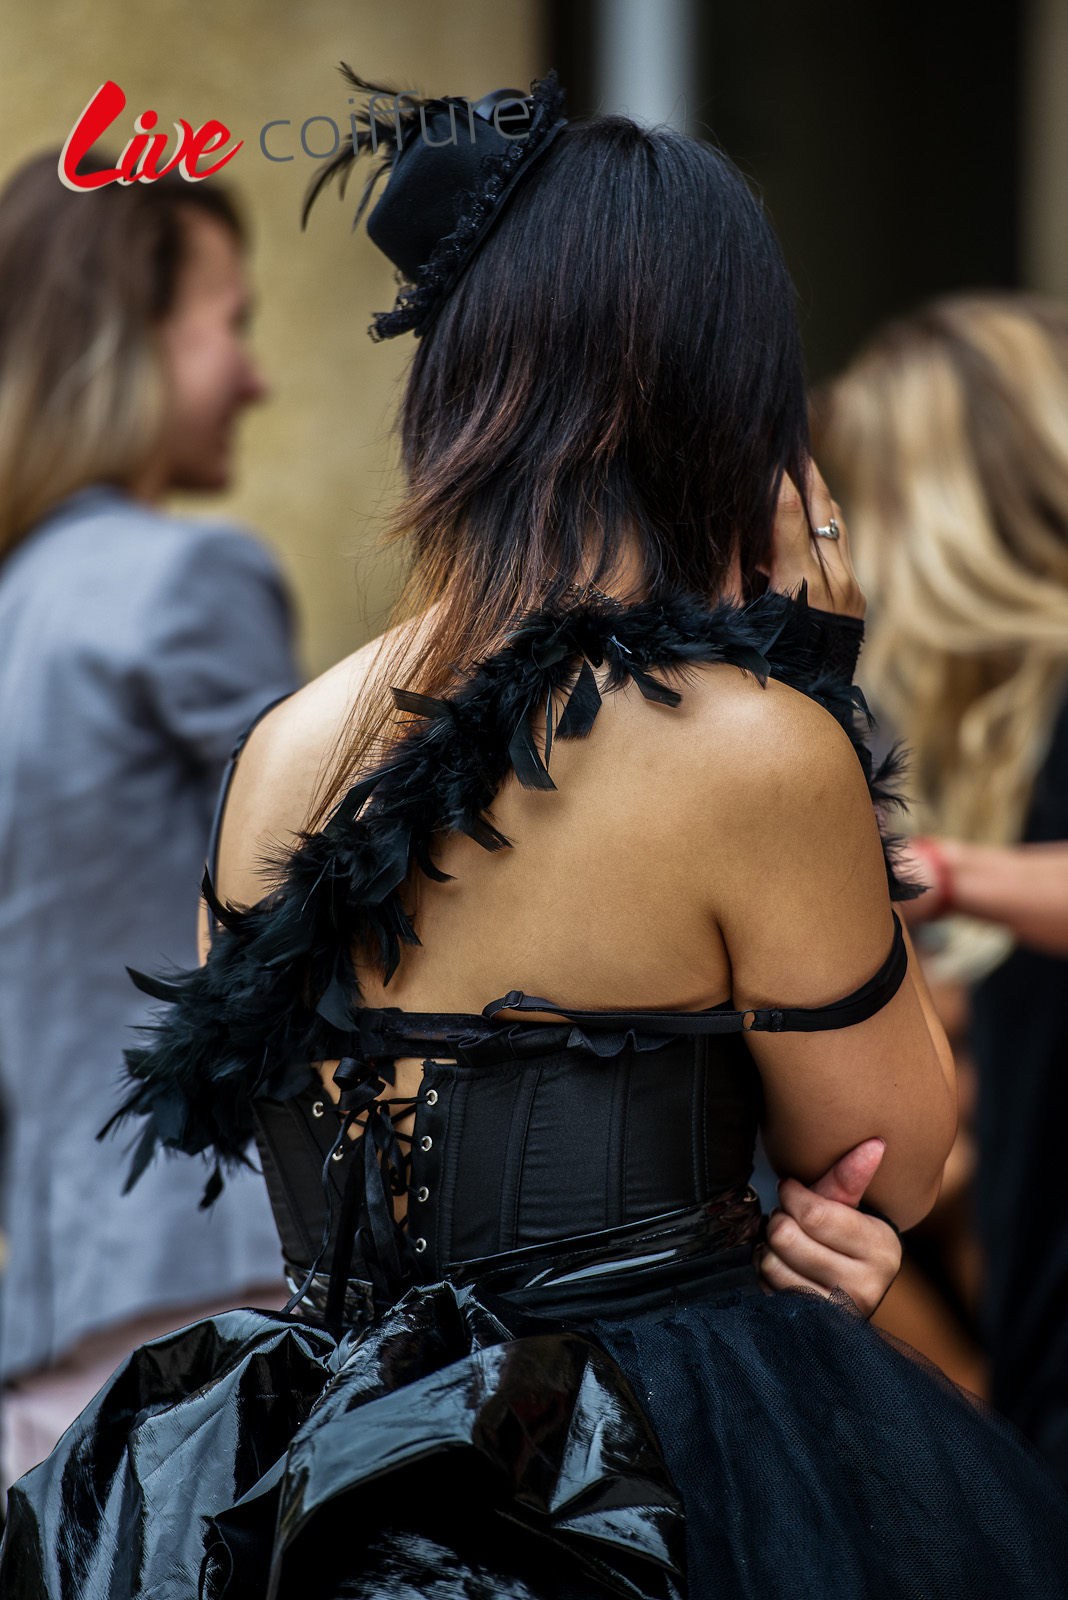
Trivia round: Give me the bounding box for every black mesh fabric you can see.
[8,1251,1068,1598]
[595,1286,1068,1599]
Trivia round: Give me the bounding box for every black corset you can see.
[251,908,907,1328]
[252,1023,762,1321]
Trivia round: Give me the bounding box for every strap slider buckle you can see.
[744,1007,784,1033]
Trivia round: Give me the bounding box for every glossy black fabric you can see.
[7,1215,1068,1600]
[0,1209,739,1600]
[7,593,1068,1596]
[972,685,1068,1482]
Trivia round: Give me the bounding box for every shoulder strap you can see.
[481,913,907,1036]
[205,692,293,932]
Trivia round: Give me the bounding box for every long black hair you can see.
[313,112,811,820]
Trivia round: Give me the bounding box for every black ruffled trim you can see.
[102,587,917,1201]
[301,69,566,341]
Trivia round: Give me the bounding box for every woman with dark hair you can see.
[4,76,1068,1600]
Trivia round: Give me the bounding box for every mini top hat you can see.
[304,67,567,340]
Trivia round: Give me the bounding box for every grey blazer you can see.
[0,486,298,1379]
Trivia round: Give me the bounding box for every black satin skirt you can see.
[4,1199,1068,1600]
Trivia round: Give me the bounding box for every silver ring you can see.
[813,516,840,540]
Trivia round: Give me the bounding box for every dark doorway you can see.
[542,0,1023,379]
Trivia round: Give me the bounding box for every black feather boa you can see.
[102,588,919,1203]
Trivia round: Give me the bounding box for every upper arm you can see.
[209,611,438,923]
[140,527,297,770]
[705,684,956,1230]
[210,634,390,923]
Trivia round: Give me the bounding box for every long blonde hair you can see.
[0,152,244,561]
[814,294,1068,974]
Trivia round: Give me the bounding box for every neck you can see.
[126,462,169,504]
[581,532,744,608]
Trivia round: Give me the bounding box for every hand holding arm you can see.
[757,1137,902,1317]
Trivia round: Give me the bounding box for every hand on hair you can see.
[762,461,866,618]
[755,1137,902,1316]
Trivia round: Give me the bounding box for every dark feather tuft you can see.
[556,660,602,739]
[301,67,433,231]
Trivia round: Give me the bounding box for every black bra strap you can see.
[205,693,294,934]
[481,913,907,1036]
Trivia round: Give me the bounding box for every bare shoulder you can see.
[661,663,891,967]
[240,643,372,817]
[216,614,423,905]
[666,662,874,823]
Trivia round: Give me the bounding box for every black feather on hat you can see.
[303,67,567,340]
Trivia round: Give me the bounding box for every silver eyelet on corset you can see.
[420,1135,433,1151]
[331,1146,345,1161]
[312,1101,325,1117]
[424,1089,438,1106]
[416,1186,429,1202]
[413,1237,427,1253]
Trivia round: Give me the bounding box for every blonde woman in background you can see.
[815,292,1068,1483]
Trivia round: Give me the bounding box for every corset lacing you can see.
[284,1054,426,1327]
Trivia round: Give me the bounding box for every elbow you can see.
[873,1088,958,1234]
[891,1170,945,1233]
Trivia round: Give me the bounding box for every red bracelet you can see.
[909,836,954,919]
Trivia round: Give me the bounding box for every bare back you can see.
[213,613,955,1230]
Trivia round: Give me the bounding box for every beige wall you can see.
[1,0,540,677]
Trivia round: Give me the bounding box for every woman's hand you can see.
[898,835,1068,955]
[895,837,954,928]
[761,461,866,619]
[756,1137,902,1316]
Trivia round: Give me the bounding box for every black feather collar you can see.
[103,587,915,1201]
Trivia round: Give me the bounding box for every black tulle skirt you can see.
[4,1215,1068,1600]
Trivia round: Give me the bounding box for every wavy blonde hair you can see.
[814,294,1068,974]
